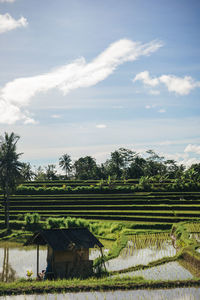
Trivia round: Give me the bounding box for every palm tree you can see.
[59,154,72,179]
[21,162,35,181]
[0,132,23,230]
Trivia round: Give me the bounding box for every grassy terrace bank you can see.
[0,278,200,296]
[0,180,200,295]
[0,220,199,295]
[1,188,200,225]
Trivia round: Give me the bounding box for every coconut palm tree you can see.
[21,162,35,181]
[0,132,23,230]
[59,154,72,179]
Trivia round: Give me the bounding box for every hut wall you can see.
[54,249,89,263]
[47,246,53,262]
[51,248,91,279]
[54,250,76,262]
[54,260,93,279]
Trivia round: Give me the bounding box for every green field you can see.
[0,181,200,226]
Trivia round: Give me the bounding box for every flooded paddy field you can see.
[0,246,47,281]
[0,232,199,287]
[113,261,193,281]
[0,246,107,281]
[0,233,178,280]
[106,232,177,272]
[190,233,200,243]
[0,288,200,300]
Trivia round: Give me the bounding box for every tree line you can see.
[0,132,200,230]
[22,148,199,182]
[1,132,200,183]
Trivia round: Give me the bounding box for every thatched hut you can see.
[25,228,103,279]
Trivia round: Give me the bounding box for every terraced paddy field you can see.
[0,219,199,298]
[0,231,200,298]
[0,189,200,226]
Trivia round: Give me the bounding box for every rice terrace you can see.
[0,132,200,299]
[0,0,200,299]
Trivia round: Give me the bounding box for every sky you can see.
[0,0,200,169]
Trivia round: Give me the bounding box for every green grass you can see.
[0,277,200,296]
[1,190,200,226]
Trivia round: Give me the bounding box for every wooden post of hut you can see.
[24,228,104,279]
[36,244,39,276]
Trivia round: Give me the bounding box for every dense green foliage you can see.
[0,132,23,229]
[17,147,200,181]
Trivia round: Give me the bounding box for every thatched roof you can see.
[24,228,103,250]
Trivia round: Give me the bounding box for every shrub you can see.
[46,217,65,229]
[110,223,123,233]
[90,223,99,235]
[24,213,33,225]
[32,213,40,224]
[17,214,24,221]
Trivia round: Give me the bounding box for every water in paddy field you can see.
[112,261,193,281]
[0,246,47,281]
[0,246,106,281]
[0,288,200,300]
[0,233,194,282]
[190,233,200,242]
[106,233,177,272]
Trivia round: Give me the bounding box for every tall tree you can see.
[73,156,100,179]
[45,164,58,180]
[128,155,146,178]
[108,150,124,179]
[0,132,23,230]
[59,154,72,179]
[144,150,166,176]
[34,166,47,181]
[21,162,35,181]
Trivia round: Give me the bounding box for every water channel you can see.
[0,288,200,300]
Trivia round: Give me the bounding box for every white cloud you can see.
[159,75,200,95]
[0,13,28,34]
[159,151,199,167]
[159,140,173,146]
[184,144,200,155]
[158,109,166,113]
[96,124,107,129]
[149,89,160,95]
[145,105,165,113]
[145,104,157,109]
[0,38,162,124]
[133,71,200,95]
[0,0,15,2]
[133,71,159,87]
[51,114,62,119]
[182,157,200,167]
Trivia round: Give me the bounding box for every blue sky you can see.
[0,0,200,168]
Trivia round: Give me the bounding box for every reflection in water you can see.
[0,248,16,282]
[113,262,193,281]
[0,246,47,281]
[0,288,200,300]
[106,234,177,272]
[0,232,194,282]
[190,233,200,242]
